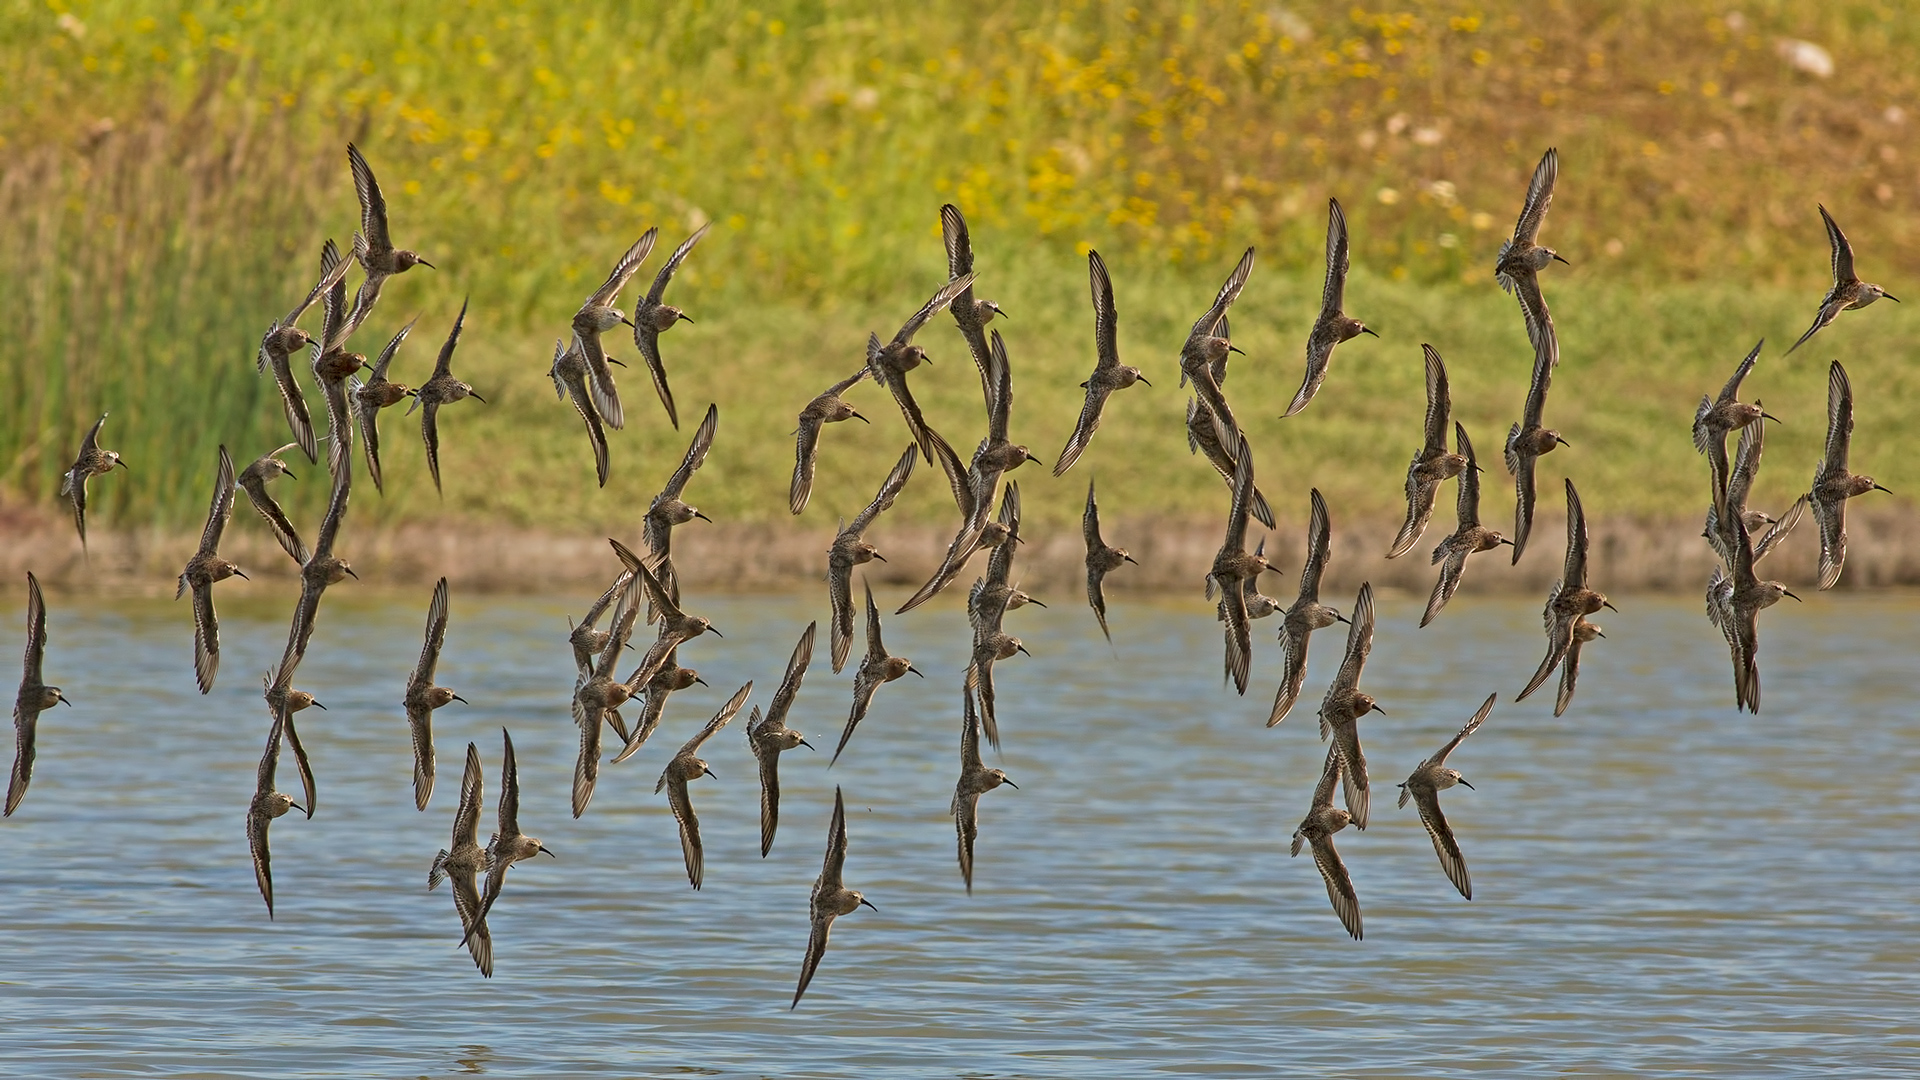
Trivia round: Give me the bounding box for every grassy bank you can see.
[0,1,1914,541]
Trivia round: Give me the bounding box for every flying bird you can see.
[1081,477,1137,643]
[1809,360,1891,590]
[656,681,753,889]
[748,622,818,857]
[1787,204,1899,354]
[59,412,127,549]
[1517,479,1615,709]
[411,298,486,494]
[790,368,872,514]
[1398,692,1495,900]
[1493,146,1567,371]
[1269,488,1349,728]
[177,445,248,694]
[1283,198,1378,417]
[404,577,467,811]
[792,786,878,1009]
[632,223,712,429]
[1055,250,1149,476]
[7,572,70,817]
[1291,749,1361,940]
[952,686,1016,893]
[1388,345,1471,559]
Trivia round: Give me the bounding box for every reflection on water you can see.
[2,586,1918,1076]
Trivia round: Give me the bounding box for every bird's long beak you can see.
[344,567,360,580]
[470,392,487,403]
[703,769,719,781]
[707,626,724,638]
[608,358,628,368]
[311,700,328,710]
[289,802,306,814]
[117,459,131,471]
[846,408,870,425]
[1026,597,1048,608]
[1015,644,1032,657]
[233,569,250,581]
[1874,484,1894,494]
[1762,412,1782,424]
[1360,326,1380,338]
[452,694,470,704]
[418,258,437,270]
[858,898,878,912]
[1458,778,1475,790]
[58,696,73,706]
[1137,375,1153,387]
[679,315,696,325]
[1784,590,1803,602]
[1333,611,1351,624]
[282,469,297,480]
[1603,601,1619,612]
[1886,293,1901,303]
[1227,345,1246,356]
[1369,703,1387,715]
[871,552,888,563]
[798,739,816,751]
[1594,628,1607,639]
[694,511,713,524]
[620,314,635,328]
[540,846,557,857]
[1003,778,1019,789]
[908,665,925,678]
[1498,537,1515,546]
[1552,253,1571,266]
[694,676,709,687]
[1556,436,1572,447]
[1123,554,1140,565]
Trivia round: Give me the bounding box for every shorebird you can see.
[258,243,354,464]
[1318,581,1380,829]
[1388,345,1472,559]
[610,644,705,762]
[7,572,69,817]
[940,203,1006,403]
[1707,508,1800,713]
[656,681,752,890]
[60,412,127,549]
[1082,477,1137,643]
[791,367,872,514]
[308,237,370,483]
[1187,395,1276,529]
[899,437,1027,616]
[1284,198,1378,417]
[1518,479,1616,708]
[465,728,555,940]
[246,712,306,918]
[177,445,247,694]
[960,329,1040,536]
[1269,488,1349,728]
[1209,433,1269,696]
[569,561,637,677]
[953,686,1016,893]
[792,785,877,1009]
[966,482,1043,635]
[965,568,1030,751]
[827,445,916,672]
[571,570,642,818]
[238,443,309,566]
[1494,146,1567,371]
[1055,249,1149,476]
[1810,360,1891,590]
[261,658,320,819]
[1292,748,1361,940]
[411,298,485,494]
[1505,331,1567,564]
[1705,418,1806,568]
[1398,692,1494,900]
[428,741,492,976]
[1693,339,1779,520]
[633,223,712,430]
[572,229,657,434]
[643,402,719,609]
[405,577,467,811]
[865,271,976,467]
[1425,423,1512,626]
[831,580,921,764]
[550,338,612,488]
[1236,539,1283,623]
[350,319,418,494]
[1788,205,1899,354]
[284,461,355,669]
[346,142,434,325]
[624,552,721,692]
[748,622,818,857]
[1179,246,1255,448]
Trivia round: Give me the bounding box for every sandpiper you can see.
[1707,509,1800,713]
[350,319,419,494]
[1494,147,1567,370]
[1504,332,1567,564]
[1810,360,1891,590]
[1398,692,1494,900]
[1705,417,1806,568]
[1424,423,1512,626]
[346,142,434,325]
[246,711,306,918]
[791,368,873,514]
[1179,247,1255,448]
[1081,477,1138,643]
[262,658,321,819]
[624,553,721,693]
[308,237,370,484]
[960,330,1039,537]
[831,580,922,764]
[953,685,1016,893]
[748,622,818,857]
[1284,198,1378,417]
[465,728,556,941]
[940,204,1007,405]
[60,412,127,549]
[866,271,976,465]
[1209,433,1269,696]
[792,785,877,1009]
[1319,581,1381,829]
[7,572,69,817]
[258,243,354,464]
[1693,339,1779,520]
[1292,748,1361,940]
[965,564,1030,750]
[1554,618,1604,718]
[827,445,917,672]
[238,443,310,566]
[572,229,658,434]
[429,741,492,976]
[569,560,637,678]
[1788,205,1899,354]
[571,573,641,818]
[177,445,247,695]
[633,223,712,430]
[656,681,753,889]
[550,338,613,488]
[411,298,486,494]
[1055,249,1149,476]
[967,482,1043,636]
[1269,488,1349,728]
[405,577,467,811]
[284,461,356,669]
[643,402,719,610]
[1518,479,1616,708]
[1388,345,1472,559]
[1187,395,1276,530]
[611,646,705,762]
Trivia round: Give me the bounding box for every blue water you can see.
[2,585,1917,1077]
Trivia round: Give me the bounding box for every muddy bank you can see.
[4,501,1917,600]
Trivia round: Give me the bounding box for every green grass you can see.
[0,0,1914,537]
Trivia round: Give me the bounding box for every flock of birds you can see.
[8,143,1899,995]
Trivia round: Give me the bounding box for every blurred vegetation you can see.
[0,0,1914,542]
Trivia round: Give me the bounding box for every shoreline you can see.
[4,505,1917,599]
